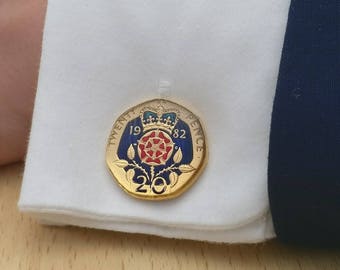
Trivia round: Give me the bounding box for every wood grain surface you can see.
[0,163,339,270]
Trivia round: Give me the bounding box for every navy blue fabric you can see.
[268,0,340,246]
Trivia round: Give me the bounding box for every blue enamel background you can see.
[117,117,193,187]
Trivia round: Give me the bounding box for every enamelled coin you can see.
[106,99,207,200]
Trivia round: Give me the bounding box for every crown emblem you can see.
[140,105,179,133]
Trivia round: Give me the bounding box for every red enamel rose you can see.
[138,130,174,166]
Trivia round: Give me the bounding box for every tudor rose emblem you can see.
[106,99,207,200]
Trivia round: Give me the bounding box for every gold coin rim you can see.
[106,98,208,200]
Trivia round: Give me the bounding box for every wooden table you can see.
[0,163,339,269]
